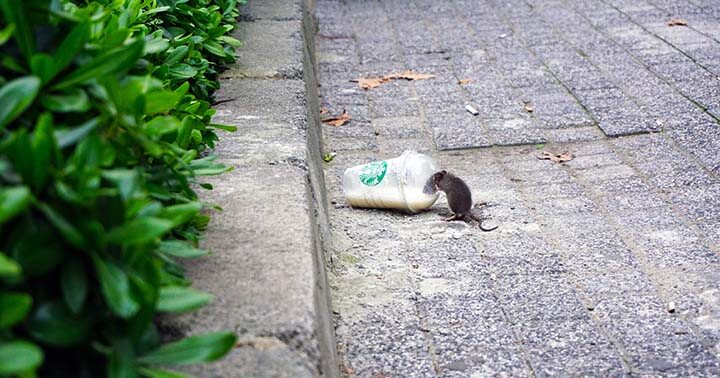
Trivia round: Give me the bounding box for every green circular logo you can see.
[359,161,387,186]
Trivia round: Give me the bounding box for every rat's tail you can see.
[466,211,498,232]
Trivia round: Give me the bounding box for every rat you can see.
[423,170,498,232]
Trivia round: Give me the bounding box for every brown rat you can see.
[424,170,498,232]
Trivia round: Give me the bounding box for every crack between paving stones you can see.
[568,0,720,125]
[483,0,606,141]
[496,146,635,374]
[377,1,441,154]
[564,138,720,370]
[484,275,540,377]
[449,0,551,147]
[604,0,720,78]
[516,0,663,138]
[602,138,720,337]
[430,3,498,148]
[646,0,720,46]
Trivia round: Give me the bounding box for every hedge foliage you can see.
[0,0,242,376]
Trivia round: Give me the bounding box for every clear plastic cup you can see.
[342,150,440,213]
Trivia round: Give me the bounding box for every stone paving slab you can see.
[317,0,720,376]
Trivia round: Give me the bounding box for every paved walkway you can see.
[316,0,720,376]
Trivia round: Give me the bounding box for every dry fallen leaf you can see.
[668,18,688,26]
[350,77,390,90]
[322,109,351,126]
[320,107,329,115]
[523,101,534,113]
[386,70,437,81]
[350,70,436,90]
[458,78,472,85]
[537,151,574,163]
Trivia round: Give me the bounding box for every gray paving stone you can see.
[599,191,668,212]
[495,274,589,322]
[593,293,668,320]
[522,181,587,200]
[591,176,653,194]
[529,196,600,215]
[514,318,626,376]
[605,317,720,373]
[337,313,436,377]
[578,271,657,298]
[436,348,534,377]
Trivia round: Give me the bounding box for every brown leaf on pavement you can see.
[523,101,534,113]
[350,77,390,90]
[537,151,574,163]
[668,18,688,26]
[386,70,437,81]
[350,70,436,90]
[458,78,472,85]
[322,109,351,126]
[320,107,329,115]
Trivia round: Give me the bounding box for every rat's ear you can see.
[440,170,447,174]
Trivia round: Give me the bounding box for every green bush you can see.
[0,0,242,376]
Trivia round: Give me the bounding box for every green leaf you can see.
[12,226,65,276]
[30,113,55,190]
[61,259,87,314]
[192,165,232,176]
[142,6,171,18]
[92,255,140,318]
[5,129,33,183]
[164,46,188,65]
[36,202,84,248]
[0,24,16,46]
[41,88,91,113]
[209,123,237,132]
[168,64,197,79]
[0,76,41,129]
[106,217,174,245]
[0,186,32,225]
[51,22,90,80]
[145,90,181,114]
[0,292,32,327]
[30,53,55,84]
[144,116,180,137]
[203,40,227,57]
[109,339,138,378]
[160,202,201,227]
[0,1,34,60]
[54,117,99,148]
[0,341,43,375]
[53,39,144,89]
[139,332,236,365]
[144,33,170,55]
[175,117,196,148]
[0,252,21,278]
[102,169,139,201]
[139,367,191,378]
[157,286,212,313]
[27,301,91,346]
[157,240,207,259]
[218,35,241,48]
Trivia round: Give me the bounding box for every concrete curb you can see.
[165,0,338,376]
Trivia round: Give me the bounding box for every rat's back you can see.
[441,174,473,214]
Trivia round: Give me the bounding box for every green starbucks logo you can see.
[359,161,387,186]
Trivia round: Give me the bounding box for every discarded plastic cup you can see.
[342,150,440,213]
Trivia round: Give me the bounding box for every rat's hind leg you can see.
[443,213,464,221]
